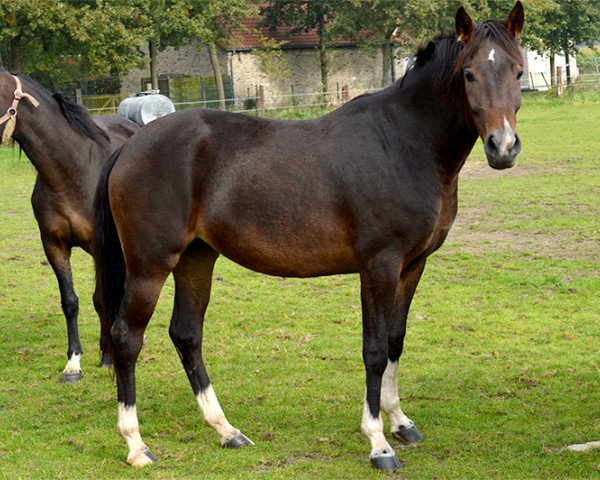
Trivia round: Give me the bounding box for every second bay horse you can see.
[0,70,139,382]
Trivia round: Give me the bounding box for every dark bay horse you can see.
[93,3,524,471]
[0,70,139,382]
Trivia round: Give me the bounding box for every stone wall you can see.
[230,47,407,108]
[121,41,407,107]
[120,40,228,94]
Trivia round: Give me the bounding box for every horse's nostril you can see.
[485,135,498,153]
[511,133,522,154]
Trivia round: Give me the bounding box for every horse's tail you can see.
[93,146,125,358]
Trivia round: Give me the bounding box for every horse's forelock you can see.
[453,20,523,76]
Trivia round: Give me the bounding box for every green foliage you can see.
[0,95,599,479]
[0,0,144,88]
[251,31,291,81]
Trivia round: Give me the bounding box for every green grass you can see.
[0,95,599,479]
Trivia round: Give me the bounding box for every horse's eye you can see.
[516,70,524,80]
[464,70,476,82]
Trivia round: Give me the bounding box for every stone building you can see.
[121,20,408,110]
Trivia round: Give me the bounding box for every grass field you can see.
[0,94,598,479]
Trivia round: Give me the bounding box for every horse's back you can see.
[93,115,140,148]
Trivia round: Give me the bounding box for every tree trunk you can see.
[317,14,329,95]
[563,44,572,85]
[549,55,555,86]
[382,41,391,87]
[318,41,330,95]
[149,39,159,90]
[208,42,226,111]
[10,36,23,72]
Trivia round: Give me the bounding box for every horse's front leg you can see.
[381,258,427,444]
[359,252,403,471]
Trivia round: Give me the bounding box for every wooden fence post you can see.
[75,88,83,106]
[257,85,265,118]
[556,66,563,97]
[341,85,349,103]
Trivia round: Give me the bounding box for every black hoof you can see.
[370,452,403,471]
[61,371,83,383]
[223,432,254,448]
[142,448,158,462]
[393,424,424,444]
[98,352,112,368]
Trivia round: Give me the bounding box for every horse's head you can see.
[455,2,524,169]
[0,70,40,143]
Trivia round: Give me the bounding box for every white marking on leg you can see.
[63,353,82,374]
[117,403,153,467]
[362,393,395,458]
[196,384,240,444]
[380,360,413,433]
[488,48,495,62]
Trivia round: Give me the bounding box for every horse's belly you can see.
[198,218,358,278]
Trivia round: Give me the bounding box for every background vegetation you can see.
[0,0,599,94]
[0,93,598,479]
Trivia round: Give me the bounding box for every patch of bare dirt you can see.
[448,165,599,264]
[448,221,599,264]
[460,163,562,180]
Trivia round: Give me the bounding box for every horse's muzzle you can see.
[484,129,521,170]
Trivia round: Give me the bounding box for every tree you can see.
[0,0,144,90]
[538,0,600,84]
[121,0,195,91]
[261,0,342,94]
[181,0,258,109]
[331,1,491,87]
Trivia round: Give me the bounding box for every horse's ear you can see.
[506,1,524,39]
[455,6,474,43]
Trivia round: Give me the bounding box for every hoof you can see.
[370,452,403,471]
[222,432,254,448]
[60,371,83,383]
[393,424,424,444]
[98,352,112,368]
[128,448,157,467]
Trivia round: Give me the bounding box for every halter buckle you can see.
[7,107,17,117]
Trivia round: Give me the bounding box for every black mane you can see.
[53,92,110,143]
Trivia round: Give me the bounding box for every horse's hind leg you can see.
[169,240,253,448]
[112,270,170,467]
[382,259,426,445]
[40,236,83,383]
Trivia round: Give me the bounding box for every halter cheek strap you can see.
[0,75,40,126]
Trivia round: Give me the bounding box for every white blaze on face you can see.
[488,48,496,63]
[196,384,239,443]
[499,116,516,153]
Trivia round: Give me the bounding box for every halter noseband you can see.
[0,75,40,131]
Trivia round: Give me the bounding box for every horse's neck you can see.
[399,80,478,179]
[15,105,108,191]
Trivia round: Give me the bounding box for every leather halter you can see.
[0,75,40,127]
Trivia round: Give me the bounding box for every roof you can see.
[223,17,356,51]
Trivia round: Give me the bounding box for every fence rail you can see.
[82,72,600,117]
